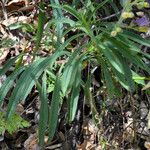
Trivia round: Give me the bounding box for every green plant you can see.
[0,38,16,49]
[0,0,150,148]
[0,111,30,135]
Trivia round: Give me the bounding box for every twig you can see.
[0,0,8,20]
[101,11,121,20]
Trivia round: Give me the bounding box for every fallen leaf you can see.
[77,119,99,150]
[7,0,26,12]
[2,16,31,27]
[142,81,150,90]
[144,141,150,150]
[24,133,39,150]
[16,104,24,114]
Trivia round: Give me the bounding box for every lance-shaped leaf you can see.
[6,51,65,118]
[34,2,46,55]
[48,76,61,143]
[36,72,48,147]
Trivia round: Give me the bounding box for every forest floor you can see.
[0,0,150,150]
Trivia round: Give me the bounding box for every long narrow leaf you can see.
[105,38,150,74]
[99,44,124,74]
[0,56,18,76]
[63,5,82,21]
[34,2,46,54]
[48,76,61,143]
[123,30,150,47]
[0,67,25,104]
[102,62,117,96]
[61,45,85,95]
[6,51,65,118]
[50,0,64,44]
[68,65,81,122]
[38,72,48,147]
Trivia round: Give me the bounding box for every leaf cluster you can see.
[0,111,30,135]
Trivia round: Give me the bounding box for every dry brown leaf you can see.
[18,5,35,12]
[16,104,24,114]
[24,133,39,150]
[8,0,29,6]
[144,141,150,150]
[6,0,26,12]
[46,143,62,149]
[58,131,65,142]
[0,0,33,18]
[142,81,150,91]
[0,24,8,36]
[7,0,25,6]
[123,111,135,142]
[2,16,31,26]
[24,133,49,150]
[77,119,99,150]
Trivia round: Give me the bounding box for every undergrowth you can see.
[0,0,150,149]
